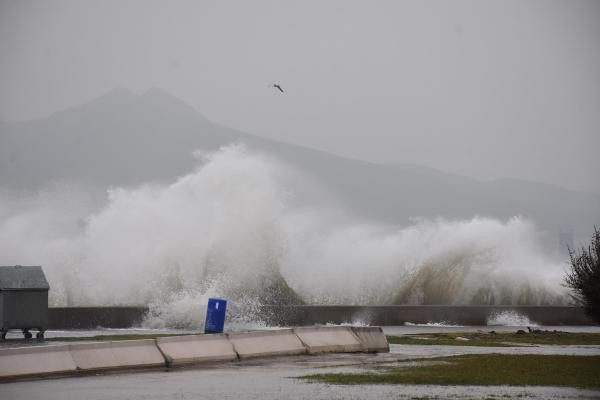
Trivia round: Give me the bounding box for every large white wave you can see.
[0,144,568,328]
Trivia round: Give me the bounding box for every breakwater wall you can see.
[260,305,596,326]
[47,305,597,329]
[48,307,147,329]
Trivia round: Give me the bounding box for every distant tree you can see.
[564,227,600,323]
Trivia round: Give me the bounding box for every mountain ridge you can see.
[1,88,598,243]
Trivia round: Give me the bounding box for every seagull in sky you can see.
[271,83,284,93]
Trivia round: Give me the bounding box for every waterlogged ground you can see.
[388,330,600,346]
[2,325,600,399]
[2,324,600,339]
[382,325,600,335]
[302,354,600,387]
[0,328,198,348]
[1,357,599,400]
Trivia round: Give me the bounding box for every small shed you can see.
[0,265,49,339]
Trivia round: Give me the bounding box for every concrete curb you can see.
[69,339,165,371]
[0,325,389,381]
[228,329,306,359]
[293,326,365,354]
[351,326,390,353]
[0,344,76,379]
[156,334,237,366]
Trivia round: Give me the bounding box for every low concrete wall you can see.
[68,339,165,371]
[294,326,364,354]
[48,307,147,329]
[156,334,237,366]
[228,329,306,359]
[351,326,389,353]
[0,326,389,381]
[0,345,76,379]
[262,305,597,326]
[45,305,597,329]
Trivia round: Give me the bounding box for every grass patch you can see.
[302,354,600,388]
[387,331,600,346]
[386,335,508,347]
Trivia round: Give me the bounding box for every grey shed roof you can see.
[0,266,50,291]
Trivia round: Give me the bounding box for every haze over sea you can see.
[3,90,596,328]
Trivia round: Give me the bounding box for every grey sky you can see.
[1,0,599,193]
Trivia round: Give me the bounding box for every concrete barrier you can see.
[228,329,306,359]
[156,334,237,366]
[47,306,598,328]
[48,306,147,329]
[68,339,165,371]
[351,326,389,353]
[0,345,76,379]
[294,326,364,354]
[261,305,598,326]
[0,326,389,381]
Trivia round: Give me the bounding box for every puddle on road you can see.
[389,343,600,357]
[1,360,598,400]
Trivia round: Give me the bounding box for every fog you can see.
[1,0,599,192]
[0,2,598,327]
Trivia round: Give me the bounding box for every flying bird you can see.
[271,83,284,93]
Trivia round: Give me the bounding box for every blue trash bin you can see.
[204,297,227,333]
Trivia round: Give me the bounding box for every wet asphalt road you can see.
[2,344,600,398]
[2,326,600,399]
[1,353,599,400]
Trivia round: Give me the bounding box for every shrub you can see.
[565,227,600,323]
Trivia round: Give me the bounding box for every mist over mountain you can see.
[1,88,598,246]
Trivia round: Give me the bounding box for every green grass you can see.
[302,354,600,388]
[387,331,600,346]
[386,335,509,347]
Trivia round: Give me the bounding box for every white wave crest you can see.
[0,144,568,328]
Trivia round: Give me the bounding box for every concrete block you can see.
[228,329,307,359]
[69,339,165,371]
[0,345,76,379]
[294,326,364,354]
[156,334,237,366]
[351,326,389,353]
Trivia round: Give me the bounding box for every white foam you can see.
[487,310,539,327]
[0,144,569,328]
[404,322,465,328]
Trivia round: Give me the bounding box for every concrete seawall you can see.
[260,305,597,326]
[48,307,147,329]
[47,306,596,329]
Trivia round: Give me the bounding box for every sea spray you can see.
[0,144,569,328]
[281,214,566,306]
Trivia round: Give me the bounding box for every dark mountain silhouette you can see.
[1,88,598,243]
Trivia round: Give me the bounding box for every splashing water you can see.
[487,310,539,327]
[404,322,465,328]
[0,144,568,328]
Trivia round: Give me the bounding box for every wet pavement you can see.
[0,324,597,349]
[1,324,599,344]
[389,343,600,357]
[1,356,599,400]
[2,325,600,398]
[382,325,600,335]
[0,328,197,348]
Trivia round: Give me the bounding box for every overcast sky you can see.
[1,0,599,193]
